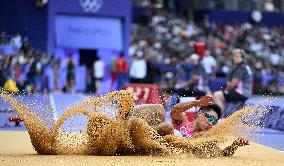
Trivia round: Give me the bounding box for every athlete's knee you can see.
[154,122,174,136]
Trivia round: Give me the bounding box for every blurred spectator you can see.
[65,55,76,92]
[13,61,22,86]
[0,32,9,54]
[115,52,129,90]
[253,60,264,94]
[10,33,22,55]
[170,53,209,98]
[129,52,147,83]
[3,57,12,79]
[53,59,60,91]
[109,56,117,90]
[40,68,49,93]
[201,50,217,76]
[213,49,253,112]
[21,37,30,54]
[27,59,38,93]
[144,57,160,84]
[0,68,7,87]
[93,56,105,94]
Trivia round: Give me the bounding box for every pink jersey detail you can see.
[174,120,194,138]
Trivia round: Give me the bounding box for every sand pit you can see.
[1,90,284,165]
[0,131,283,166]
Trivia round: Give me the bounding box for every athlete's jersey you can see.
[173,119,194,138]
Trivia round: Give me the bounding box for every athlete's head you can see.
[195,104,222,131]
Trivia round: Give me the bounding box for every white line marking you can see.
[49,93,58,122]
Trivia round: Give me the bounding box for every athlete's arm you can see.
[170,95,214,123]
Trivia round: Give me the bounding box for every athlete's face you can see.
[195,110,218,131]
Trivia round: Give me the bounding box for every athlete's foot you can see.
[222,138,250,157]
[233,137,250,147]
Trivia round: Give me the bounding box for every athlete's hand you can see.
[233,138,250,146]
[196,94,215,106]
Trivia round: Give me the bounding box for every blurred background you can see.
[0,0,284,95]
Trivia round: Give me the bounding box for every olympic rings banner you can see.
[123,84,162,104]
[79,0,103,13]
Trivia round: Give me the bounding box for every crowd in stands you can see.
[0,32,128,94]
[0,32,55,93]
[1,9,284,96]
[129,10,284,96]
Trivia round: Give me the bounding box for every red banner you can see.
[123,83,161,104]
